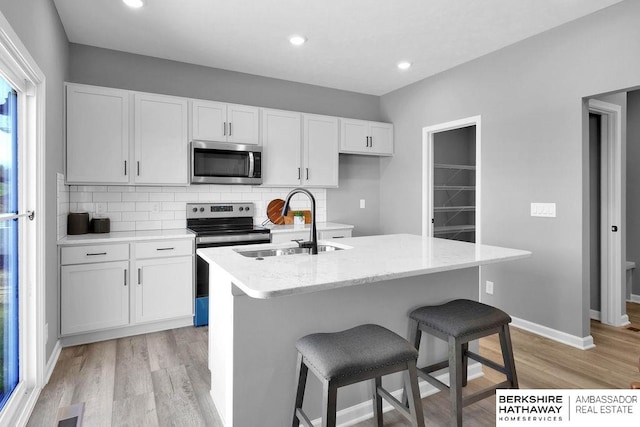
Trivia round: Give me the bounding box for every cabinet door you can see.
[369,122,394,156]
[60,261,129,335]
[66,84,130,184]
[261,109,302,186]
[134,93,189,185]
[134,256,193,324]
[304,114,339,187]
[191,99,227,141]
[339,118,369,154]
[227,104,260,145]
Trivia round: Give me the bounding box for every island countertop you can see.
[197,233,530,299]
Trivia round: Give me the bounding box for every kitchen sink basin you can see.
[235,244,347,258]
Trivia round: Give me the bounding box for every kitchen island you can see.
[197,234,530,426]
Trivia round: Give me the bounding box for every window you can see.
[0,76,18,410]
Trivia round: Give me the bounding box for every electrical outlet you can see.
[485,281,494,295]
[360,199,365,209]
[530,202,556,217]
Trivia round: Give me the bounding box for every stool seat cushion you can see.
[296,324,418,380]
[410,299,511,338]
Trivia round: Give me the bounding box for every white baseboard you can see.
[310,363,484,427]
[629,294,640,303]
[44,339,62,385]
[588,310,631,327]
[590,309,600,321]
[511,316,595,350]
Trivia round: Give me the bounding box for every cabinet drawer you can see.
[271,231,310,245]
[61,244,129,265]
[135,239,193,259]
[319,229,352,240]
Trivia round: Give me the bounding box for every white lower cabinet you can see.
[59,238,194,338]
[60,261,129,335]
[134,256,193,324]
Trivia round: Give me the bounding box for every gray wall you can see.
[379,0,640,339]
[68,43,384,235]
[628,90,640,298]
[0,0,69,362]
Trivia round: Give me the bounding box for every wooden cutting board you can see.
[283,210,312,225]
[266,199,285,225]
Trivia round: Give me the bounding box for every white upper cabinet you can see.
[261,108,301,186]
[191,99,260,145]
[134,93,188,185]
[66,83,189,185]
[339,118,393,156]
[66,84,130,184]
[303,114,339,187]
[261,109,339,188]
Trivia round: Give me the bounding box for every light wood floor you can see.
[28,304,640,427]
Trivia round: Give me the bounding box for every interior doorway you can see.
[587,99,626,327]
[422,116,481,243]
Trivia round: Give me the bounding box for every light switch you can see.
[530,202,556,217]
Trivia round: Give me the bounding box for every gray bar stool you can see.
[408,299,518,427]
[292,324,425,427]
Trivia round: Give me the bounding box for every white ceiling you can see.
[52,0,624,96]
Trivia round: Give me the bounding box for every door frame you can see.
[588,99,625,327]
[422,115,481,242]
[0,10,46,426]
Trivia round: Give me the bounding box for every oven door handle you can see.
[196,233,270,246]
[248,152,255,178]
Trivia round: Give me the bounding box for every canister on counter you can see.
[67,212,90,235]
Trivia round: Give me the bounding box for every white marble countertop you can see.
[197,233,531,299]
[58,228,195,246]
[265,222,354,234]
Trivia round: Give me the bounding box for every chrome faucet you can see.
[281,188,318,255]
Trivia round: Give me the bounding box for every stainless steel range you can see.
[187,202,271,326]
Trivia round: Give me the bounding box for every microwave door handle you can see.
[248,152,255,178]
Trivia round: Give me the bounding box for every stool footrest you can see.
[419,360,450,374]
[466,351,508,375]
[295,408,314,427]
[376,385,415,423]
[417,368,449,392]
[463,381,512,406]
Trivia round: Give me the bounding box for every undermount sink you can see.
[235,244,347,258]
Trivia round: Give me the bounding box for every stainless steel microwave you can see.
[190,140,262,185]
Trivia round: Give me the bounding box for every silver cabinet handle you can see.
[229,122,232,136]
[137,161,140,176]
[138,268,142,285]
[223,122,227,136]
[306,168,309,180]
[124,269,127,286]
[298,167,301,179]
[370,136,373,147]
[124,160,127,175]
[86,252,107,256]
[156,247,175,251]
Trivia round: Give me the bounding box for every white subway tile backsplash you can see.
[93,192,122,202]
[57,184,327,235]
[149,192,175,202]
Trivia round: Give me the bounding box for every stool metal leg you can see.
[405,359,426,427]
[371,377,383,427]
[292,353,309,427]
[499,325,518,388]
[322,380,338,427]
[449,336,463,427]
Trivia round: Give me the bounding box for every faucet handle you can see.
[291,239,305,247]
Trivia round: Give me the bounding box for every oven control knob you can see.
[199,207,205,212]
[192,207,198,213]
[245,206,250,211]
[239,207,244,211]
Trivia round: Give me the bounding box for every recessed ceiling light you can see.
[397,61,412,70]
[289,35,307,46]
[123,0,144,8]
